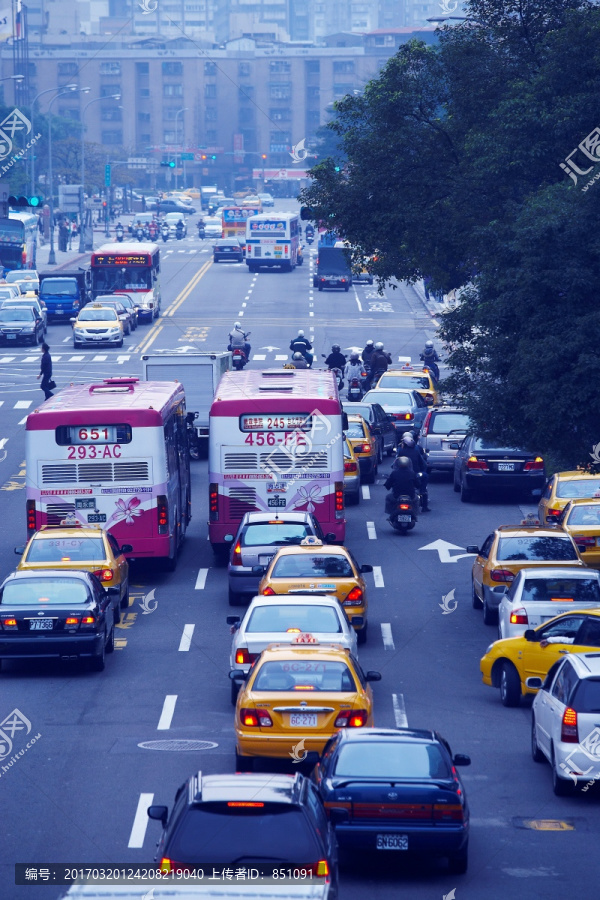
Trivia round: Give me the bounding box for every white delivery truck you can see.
[141,350,232,457]
[61,884,331,899]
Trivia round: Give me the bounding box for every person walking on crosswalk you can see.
[37,342,55,400]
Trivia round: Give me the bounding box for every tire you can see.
[552,749,573,795]
[229,588,243,606]
[531,717,545,762]
[235,751,254,772]
[344,285,349,292]
[460,477,473,503]
[90,634,106,671]
[318,285,323,291]
[364,466,376,485]
[483,598,498,626]
[189,442,200,461]
[105,625,115,653]
[120,584,129,610]
[357,622,368,645]
[117,339,123,348]
[499,661,521,707]
[73,342,80,349]
[212,545,230,566]
[230,679,240,706]
[471,580,483,609]
[448,844,468,875]
[347,488,360,506]
[453,471,461,492]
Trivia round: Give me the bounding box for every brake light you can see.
[335,709,367,727]
[65,617,80,626]
[545,508,561,520]
[26,500,36,535]
[262,585,276,595]
[490,569,515,582]
[157,495,168,534]
[561,707,579,743]
[576,536,596,547]
[399,503,411,510]
[160,859,191,874]
[433,804,464,822]
[240,708,259,727]
[79,615,96,629]
[231,541,243,566]
[344,461,358,473]
[284,245,288,255]
[361,443,371,453]
[421,411,432,436]
[209,483,219,521]
[1,618,17,630]
[335,482,344,516]
[93,568,113,583]
[523,457,544,471]
[344,586,363,605]
[391,412,412,421]
[467,456,489,470]
[510,608,528,625]
[228,801,265,807]
[235,648,256,665]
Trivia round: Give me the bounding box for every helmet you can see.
[298,329,305,337]
[350,352,359,361]
[292,352,303,360]
[234,321,241,329]
[395,456,413,470]
[332,344,341,352]
[375,342,384,350]
[366,340,374,347]
[401,434,415,447]
[425,340,434,349]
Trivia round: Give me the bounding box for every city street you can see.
[0,205,596,900]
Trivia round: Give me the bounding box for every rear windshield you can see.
[346,421,366,438]
[252,660,356,692]
[498,537,579,562]
[271,554,353,578]
[246,604,342,634]
[40,279,77,295]
[473,439,520,452]
[557,479,600,499]
[169,805,319,865]
[334,742,451,780]
[380,375,430,390]
[241,523,312,547]
[0,308,32,321]
[521,578,600,604]
[429,412,470,435]
[572,679,600,713]
[364,391,412,405]
[1,578,89,605]
[568,506,600,526]
[25,537,105,563]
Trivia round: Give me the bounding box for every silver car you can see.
[227,594,360,703]
[228,511,331,606]
[419,407,470,472]
[498,567,600,639]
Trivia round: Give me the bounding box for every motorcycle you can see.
[161,224,169,243]
[347,376,364,401]
[305,233,314,245]
[175,225,184,240]
[420,353,440,381]
[231,331,252,370]
[197,223,206,239]
[322,355,345,391]
[186,411,201,461]
[135,226,144,242]
[386,493,417,533]
[290,340,313,367]
[115,225,124,243]
[305,227,315,245]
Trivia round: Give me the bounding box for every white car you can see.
[531,651,600,794]
[203,215,222,238]
[497,567,600,639]
[163,212,187,237]
[227,594,360,703]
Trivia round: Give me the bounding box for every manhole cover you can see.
[138,740,218,752]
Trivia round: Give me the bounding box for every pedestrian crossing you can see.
[0,354,133,364]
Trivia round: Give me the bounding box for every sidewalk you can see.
[36,226,113,270]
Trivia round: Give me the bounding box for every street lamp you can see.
[78,93,121,253]
[175,107,188,190]
[47,85,90,265]
[29,83,77,196]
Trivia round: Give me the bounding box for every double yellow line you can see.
[137,258,212,356]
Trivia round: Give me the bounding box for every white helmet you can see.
[298,329,305,336]
[234,321,241,329]
[402,434,415,447]
[292,352,303,360]
[366,339,374,346]
[375,341,384,350]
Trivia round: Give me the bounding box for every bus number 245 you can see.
[67,445,123,459]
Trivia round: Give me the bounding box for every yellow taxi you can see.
[241,195,262,211]
[558,499,600,568]
[258,538,372,643]
[377,365,441,405]
[232,636,380,768]
[480,609,600,706]
[343,438,360,506]
[15,526,131,613]
[538,470,600,525]
[71,303,124,349]
[345,414,378,484]
[183,187,201,200]
[469,526,585,625]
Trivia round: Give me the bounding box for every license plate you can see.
[498,463,515,472]
[55,310,64,315]
[376,834,408,851]
[397,515,411,522]
[93,335,103,340]
[316,583,336,590]
[76,498,96,510]
[29,619,53,630]
[87,513,107,523]
[268,498,286,508]
[7,334,16,339]
[289,713,318,727]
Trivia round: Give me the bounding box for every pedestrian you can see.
[58,220,68,251]
[37,342,55,400]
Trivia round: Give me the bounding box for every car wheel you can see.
[106,624,115,653]
[453,470,461,492]
[230,679,240,706]
[90,634,106,671]
[228,588,243,606]
[531,716,545,762]
[357,622,368,645]
[552,748,573,795]
[483,598,498,626]
[386,441,395,456]
[318,285,323,291]
[235,751,254,772]
[499,661,521,707]
[120,584,129,610]
[117,339,123,348]
[448,844,468,875]
[460,477,473,503]
[364,466,376,485]
[471,579,483,609]
[348,488,360,505]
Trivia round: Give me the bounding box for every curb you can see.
[411,279,440,320]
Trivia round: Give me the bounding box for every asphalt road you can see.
[0,202,597,900]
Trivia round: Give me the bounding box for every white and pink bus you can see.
[25,377,191,569]
[208,368,345,559]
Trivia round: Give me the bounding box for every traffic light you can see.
[9,195,44,208]
[261,154,267,160]
[334,165,341,172]
[160,160,176,168]
[201,154,207,160]
[210,154,216,161]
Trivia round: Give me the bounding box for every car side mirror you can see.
[227,615,241,626]
[229,670,247,683]
[449,442,460,450]
[453,754,471,767]
[14,546,24,555]
[466,545,479,554]
[147,805,168,827]
[525,676,544,690]
[425,395,434,405]
[350,615,364,627]
[524,629,537,642]
[329,807,350,825]
[576,543,587,553]
[252,565,265,575]
[324,533,336,544]
[360,564,373,573]
[69,317,76,323]
[365,671,381,682]
[342,412,348,431]
[120,544,133,554]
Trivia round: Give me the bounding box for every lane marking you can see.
[241,302,247,307]
[392,693,408,728]
[18,416,27,425]
[309,311,314,316]
[117,355,131,364]
[373,565,384,587]
[14,400,32,409]
[238,311,244,316]
[253,354,266,361]
[0,356,15,362]
[22,356,37,362]
[361,485,370,500]
[62,336,70,343]
[0,437,7,449]
[0,401,4,408]
[179,624,195,652]
[381,623,395,650]
[157,695,177,730]
[69,355,84,362]
[355,294,363,312]
[93,355,107,361]
[275,355,287,361]
[195,567,208,589]
[137,322,163,356]
[128,793,154,849]
[163,258,212,320]
[366,521,377,540]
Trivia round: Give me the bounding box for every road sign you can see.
[180,152,194,161]
[104,164,111,187]
[58,184,83,213]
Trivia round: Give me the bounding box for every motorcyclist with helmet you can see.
[397,431,430,511]
[324,344,347,370]
[420,340,440,381]
[344,351,364,383]
[291,351,310,369]
[365,341,391,389]
[289,330,313,367]
[384,456,419,517]
[362,340,375,364]
[228,321,251,359]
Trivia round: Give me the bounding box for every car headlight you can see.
[21,325,35,332]
[485,644,494,655]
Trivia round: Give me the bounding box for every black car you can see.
[213,238,244,263]
[312,728,470,873]
[148,771,338,894]
[0,305,44,345]
[453,435,546,502]
[343,401,397,460]
[0,569,116,672]
[158,199,196,214]
[113,293,139,329]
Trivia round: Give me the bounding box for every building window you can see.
[205,107,217,121]
[241,129,255,152]
[100,62,121,75]
[162,61,183,76]
[205,83,216,99]
[269,60,290,73]
[163,84,183,97]
[136,62,149,75]
[205,129,217,144]
[101,108,122,121]
[306,60,320,73]
[27,62,37,76]
[101,131,122,145]
[239,85,254,102]
[306,86,320,102]
[163,130,177,143]
[138,112,151,122]
[58,107,80,120]
[163,107,184,121]
[306,110,320,129]
[333,60,355,75]
[140,133,151,143]
[270,108,291,122]
[139,88,150,98]
[270,131,290,154]
[58,62,78,76]
[238,62,251,77]
[100,84,121,97]
[270,82,291,101]
[204,61,217,76]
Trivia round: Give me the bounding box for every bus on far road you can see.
[208,367,345,560]
[221,206,258,240]
[0,211,38,271]
[25,377,191,570]
[245,212,300,272]
[90,242,161,308]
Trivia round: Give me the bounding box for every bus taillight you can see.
[335,482,344,518]
[209,483,219,521]
[157,495,168,534]
[26,500,36,535]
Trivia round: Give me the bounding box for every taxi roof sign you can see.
[300,536,323,546]
[292,633,319,644]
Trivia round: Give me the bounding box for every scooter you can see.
[115,225,124,243]
[135,226,144,242]
[347,377,364,401]
[186,411,201,460]
[305,233,314,245]
[175,225,184,240]
[290,340,313,367]
[161,224,169,243]
[232,348,248,371]
[197,223,206,239]
[386,493,417,533]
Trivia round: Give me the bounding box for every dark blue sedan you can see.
[311,727,471,873]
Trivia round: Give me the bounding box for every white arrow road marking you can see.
[381,623,394,650]
[392,693,407,728]
[157,695,177,730]
[128,793,153,848]
[419,538,476,563]
[179,624,195,652]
